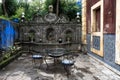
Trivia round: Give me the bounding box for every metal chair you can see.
[31,50,43,68]
[61,51,75,76]
[31,49,48,68]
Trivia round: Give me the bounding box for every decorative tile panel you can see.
[87,34,120,71]
[92,36,100,50]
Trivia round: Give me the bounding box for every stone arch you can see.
[28,29,36,42]
[63,28,74,42]
[46,27,55,42]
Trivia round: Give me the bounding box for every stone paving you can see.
[0,53,120,80]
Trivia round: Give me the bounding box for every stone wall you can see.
[19,23,81,43]
[19,13,81,51]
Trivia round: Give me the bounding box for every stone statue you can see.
[44,5,57,22]
[49,5,53,13]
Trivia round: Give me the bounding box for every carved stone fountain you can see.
[19,5,81,50]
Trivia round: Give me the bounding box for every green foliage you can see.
[44,0,53,12]
[4,0,18,17]
[44,0,81,20]
[10,7,24,20]
[0,3,3,15]
[61,0,81,20]
[0,0,81,21]
[17,0,45,20]
[4,53,11,59]
[0,15,9,20]
[26,1,41,20]
[17,1,30,20]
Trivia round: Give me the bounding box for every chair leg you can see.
[39,59,42,68]
[32,59,35,65]
[63,65,71,77]
[32,59,41,68]
[33,59,35,65]
[32,59,36,68]
[44,59,49,69]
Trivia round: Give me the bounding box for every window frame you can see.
[115,0,120,64]
[90,0,104,57]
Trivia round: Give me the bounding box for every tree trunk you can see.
[56,0,59,16]
[2,0,8,17]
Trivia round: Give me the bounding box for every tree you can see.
[11,7,25,20]
[56,0,59,16]
[2,0,8,17]
[0,0,81,21]
[44,0,81,20]
[0,3,3,15]
[61,0,81,21]
[17,0,45,20]
[4,0,18,17]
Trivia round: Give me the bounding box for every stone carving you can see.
[32,14,44,23]
[43,5,57,23]
[46,28,55,42]
[31,5,70,23]
[19,5,81,47]
[49,5,53,13]
[44,13,57,23]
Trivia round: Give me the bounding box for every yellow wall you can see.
[82,0,87,44]
[115,0,120,64]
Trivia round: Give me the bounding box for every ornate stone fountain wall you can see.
[19,13,81,50]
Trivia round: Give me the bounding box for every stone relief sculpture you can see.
[46,28,55,42]
[49,5,53,13]
[28,30,36,42]
[19,5,81,45]
[44,5,57,23]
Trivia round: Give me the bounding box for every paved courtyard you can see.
[0,53,120,80]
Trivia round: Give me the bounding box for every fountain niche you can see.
[46,27,55,43]
[28,29,36,42]
[65,30,73,42]
[19,6,81,50]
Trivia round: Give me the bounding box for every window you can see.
[95,7,101,32]
[91,6,101,32]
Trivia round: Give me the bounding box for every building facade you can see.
[82,0,120,71]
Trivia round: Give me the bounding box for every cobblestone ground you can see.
[0,53,120,80]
